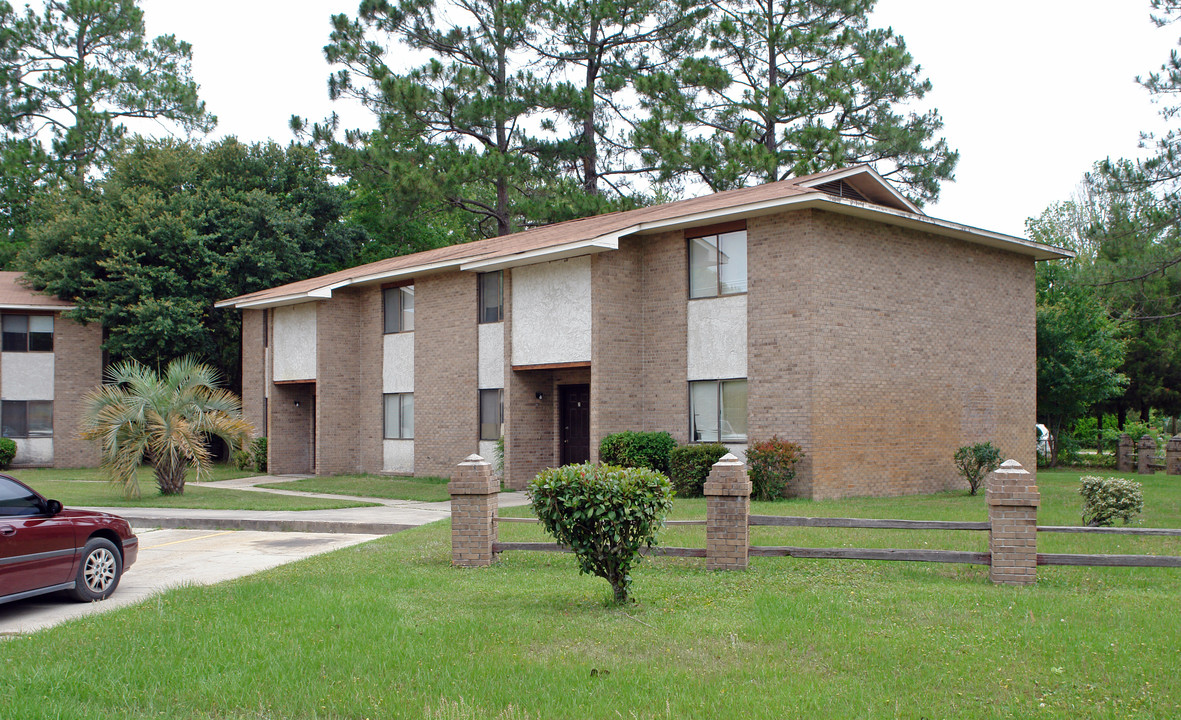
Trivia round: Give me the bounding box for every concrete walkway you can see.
[81,474,532,534]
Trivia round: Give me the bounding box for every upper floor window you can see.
[383,286,414,334]
[478,271,503,324]
[689,230,747,298]
[1,400,53,438]
[2,314,53,352]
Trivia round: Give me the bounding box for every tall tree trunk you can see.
[494,0,512,237]
[582,19,601,195]
[763,0,778,182]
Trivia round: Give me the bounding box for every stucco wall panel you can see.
[2,353,54,400]
[383,332,415,393]
[687,295,747,380]
[13,438,52,465]
[273,303,317,381]
[511,257,591,366]
[383,440,413,474]
[478,322,504,389]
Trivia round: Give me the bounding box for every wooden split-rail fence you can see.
[448,454,1181,586]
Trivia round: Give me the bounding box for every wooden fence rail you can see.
[455,455,1181,586]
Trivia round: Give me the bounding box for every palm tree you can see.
[81,357,254,497]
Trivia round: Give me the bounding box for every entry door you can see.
[560,384,590,465]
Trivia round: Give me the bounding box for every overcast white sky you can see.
[137,0,1178,238]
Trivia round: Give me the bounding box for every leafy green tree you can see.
[652,0,956,201]
[1035,263,1128,467]
[526,0,707,197]
[0,0,214,185]
[81,357,252,497]
[320,0,540,237]
[21,138,365,387]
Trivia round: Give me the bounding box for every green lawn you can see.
[255,474,453,503]
[9,466,377,511]
[1,469,1178,719]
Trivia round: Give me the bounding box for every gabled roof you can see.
[217,165,1073,309]
[0,272,74,311]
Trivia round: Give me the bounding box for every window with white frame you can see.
[478,271,503,324]
[688,230,748,299]
[479,388,503,441]
[1,400,53,438]
[1,314,54,352]
[690,379,747,442]
[383,393,414,439]
[383,286,414,334]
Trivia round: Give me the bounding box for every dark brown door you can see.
[560,384,590,465]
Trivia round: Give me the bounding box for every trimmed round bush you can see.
[668,443,729,498]
[598,431,677,474]
[529,463,673,604]
[0,437,16,469]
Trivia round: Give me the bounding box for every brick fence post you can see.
[1167,435,1181,476]
[1137,435,1157,475]
[704,453,751,571]
[987,459,1039,586]
[448,454,499,567]
[1117,434,1135,473]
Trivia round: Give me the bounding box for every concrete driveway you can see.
[0,527,380,636]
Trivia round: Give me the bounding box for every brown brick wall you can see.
[641,231,689,441]
[315,294,362,474]
[591,239,644,458]
[52,315,102,468]
[415,271,478,478]
[356,285,385,474]
[747,211,819,496]
[269,382,315,474]
[747,209,1036,499]
[240,309,265,439]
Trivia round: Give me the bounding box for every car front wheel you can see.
[69,538,123,602]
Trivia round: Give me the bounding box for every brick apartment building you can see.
[0,272,102,468]
[217,166,1070,499]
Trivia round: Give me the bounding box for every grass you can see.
[8,466,378,511]
[1,469,1178,718]
[255,474,453,503]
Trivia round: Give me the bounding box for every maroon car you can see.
[0,473,137,605]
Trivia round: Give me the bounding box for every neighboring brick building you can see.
[217,166,1070,499]
[0,272,102,468]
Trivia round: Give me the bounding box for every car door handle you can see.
[0,525,14,537]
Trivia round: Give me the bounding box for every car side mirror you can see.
[45,499,63,516]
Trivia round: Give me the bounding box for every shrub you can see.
[251,437,268,473]
[746,436,805,500]
[494,435,504,477]
[0,437,15,469]
[1079,476,1144,527]
[232,449,253,470]
[668,443,729,498]
[598,431,676,473]
[954,442,1003,496]
[528,463,673,604]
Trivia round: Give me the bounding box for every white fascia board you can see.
[0,304,73,311]
[459,237,620,271]
[617,193,1072,261]
[215,257,478,309]
[794,166,923,214]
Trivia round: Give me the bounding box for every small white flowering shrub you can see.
[1079,476,1144,527]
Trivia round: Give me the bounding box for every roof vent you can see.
[812,178,869,203]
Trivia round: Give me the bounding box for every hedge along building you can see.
[217,166,1071,499]
[0,272,102,468]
